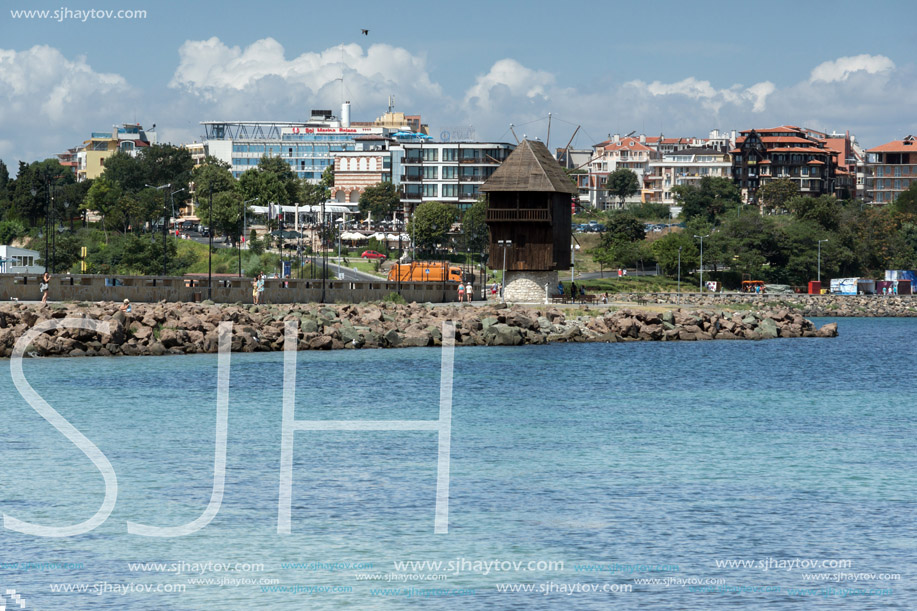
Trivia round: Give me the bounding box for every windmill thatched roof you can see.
[480,139,578,194]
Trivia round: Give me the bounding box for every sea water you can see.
[0,318,914,609]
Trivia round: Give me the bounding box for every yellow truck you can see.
[388,261,464,283]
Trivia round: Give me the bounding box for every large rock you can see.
[816,322,838,337]
[757,317,779,339]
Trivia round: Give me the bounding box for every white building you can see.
[202,104,386,181]
[644,147,734,207]
[0,246,44,274]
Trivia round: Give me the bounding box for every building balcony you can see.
[486,208,551,222]
[400,174,423,182]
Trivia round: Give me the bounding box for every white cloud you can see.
[809,54,895,83]
[463,59,555,111]
[1,43,915,173]
[0,45,139,166]
[170,37,444,113]
[632,76,775,114]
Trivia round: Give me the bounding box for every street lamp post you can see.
[817,239,828,283]
[694,234,709,292]
[146,183,171,275]
[677,245,682,299]
[240,197,258,277]
[498,239,511,303]
[571,242,580,282]
[208,186,214,300]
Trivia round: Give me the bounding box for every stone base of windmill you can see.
[503,270,558,303]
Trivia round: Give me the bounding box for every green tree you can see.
[651,232,698,276]
[604,213,646,242]
[787,194,841,230]
[358,182,400,221]
[462,197,489,254]
[0,160,10,219]
[191,157,236,196]
[604,168,640,207]
[209,190,244,242]
[84,177,123,239]
[137,144,193,192]
[674,177,741,223]
[891,181,917,215]
[407,201,457,253]
[257,154,299,204]
[590,213,647,272]
[757,178,799,213]
[101,152,146,193]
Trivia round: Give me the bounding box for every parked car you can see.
[361,250,387,260]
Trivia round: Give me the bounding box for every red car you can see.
[361,250,387,260]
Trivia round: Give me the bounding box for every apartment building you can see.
[74,123,157,181]
[397,141,515,213]
[866,136,917,204]
[732,126,836,203]
[643,147,733,207]
[587,135,658,209]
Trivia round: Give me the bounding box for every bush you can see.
[249,233,264,255]
[382,292,406,304]
[0,220,27,244]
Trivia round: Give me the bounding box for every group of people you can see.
[455,281,474,303]
[251,272,265,304]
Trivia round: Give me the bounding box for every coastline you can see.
[0,300,838,358]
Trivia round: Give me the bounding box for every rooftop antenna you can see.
[388,95,395,113]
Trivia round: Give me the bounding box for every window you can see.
[442,184,458,198]
[442,166,457,179]
[423,184,438,197]
[442,148,458,161]
[422,148,438,162]
[423,166,438,179]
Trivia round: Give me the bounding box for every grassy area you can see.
[576,275,689,294]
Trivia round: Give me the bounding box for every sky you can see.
[1,0,916,171]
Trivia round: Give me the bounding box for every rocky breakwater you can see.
[0,301,838,358]
[615,292,917,317]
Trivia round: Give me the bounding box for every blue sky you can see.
[2,0,916,168]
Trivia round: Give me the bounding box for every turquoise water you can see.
[1,318,914,609]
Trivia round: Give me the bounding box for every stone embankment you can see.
[613,293,917,317]
[0,301,837,358]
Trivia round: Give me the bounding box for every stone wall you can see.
[504,270,558,303]
[0,273,466,304]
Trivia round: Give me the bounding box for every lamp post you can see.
[146,183,171,275]
[207,185,214,300]
[498,239,511,303]
[677,245,682,298]
[571,242,580,282]
[170,187,185,226]
[693,234,709,292]
[240,197,258,277]
[817,239,828,283]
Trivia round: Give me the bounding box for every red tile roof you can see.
[868,138,917,153]
[807,160,825,165]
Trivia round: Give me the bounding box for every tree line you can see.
[592,171,917,286]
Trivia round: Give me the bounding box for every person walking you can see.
[457,282,465,302]
[465,281,473,303]
[40,271,50,304]
[257,273,265,304]
[570,281,577,304]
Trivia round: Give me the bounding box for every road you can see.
[303,257,382,282]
